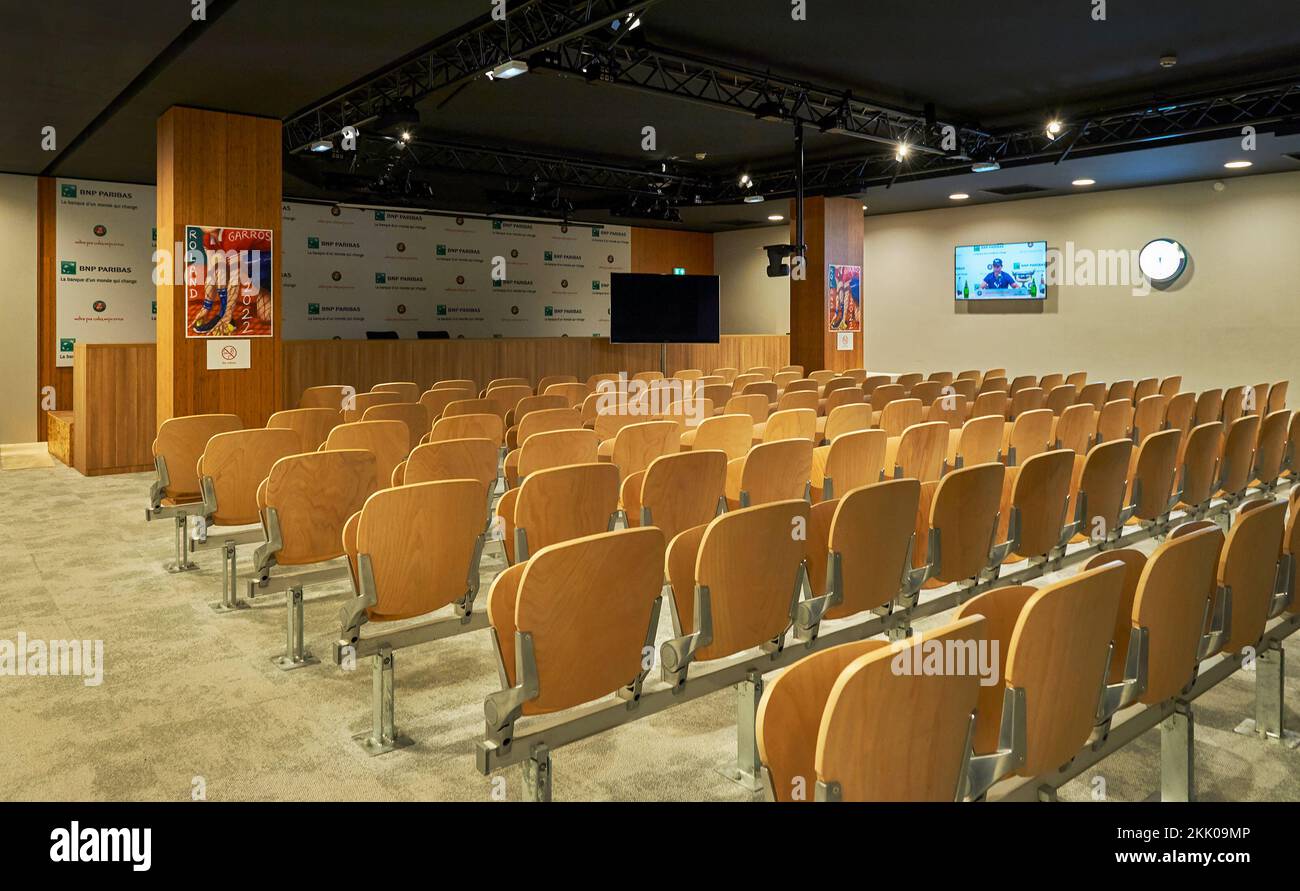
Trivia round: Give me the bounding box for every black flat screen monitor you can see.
[610,272,720,344]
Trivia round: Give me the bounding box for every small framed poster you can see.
[184,225,274,338]
[827,264,861,333]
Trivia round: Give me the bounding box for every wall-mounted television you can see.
[954,241,1047,300]
[610,272,720,343]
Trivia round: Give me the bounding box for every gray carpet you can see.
[1,461,1297,801]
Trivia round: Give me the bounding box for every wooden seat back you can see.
[892,421,948,482]
[1008,448,1073,559]
[342,391,401,424]
[324,420,410,486]
[418,387,475,424]
[267,407,338,452]
[514,463,620,556]
[1044,384,1076,416]
[1253,409,1290,485]
[154,413,243,500]
[430,412,505,444]
[763,408,817,443]
[1178,422,1223,507]
[734,439,812,506]
[813,428,887,500]
[1096,399,1133,443]
[824,478,920,618]
[299,385,351,410]
[824,402,872,440]
[927,462,1004,583]
[261,449,378,566]
[970,390,1007,420]
[1217,499,1287,655]
[1054,402,1096,454]
[371,381,420,403]
[200,428,303,526]
[689,414,752,460]
[361,402,428,452]
[403,438,499,494]
[536,374,578,394]
[1132,394,1168,443]
[612,420,680,478]
[632,449,727,542]
[518,429,600,480]
[956,414,1005,466]
[542,382,589,407]
[1006,408,1053,464]
[1219,414,1261,497]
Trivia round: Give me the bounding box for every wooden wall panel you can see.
[630,226,714,275]
[281,335,787,405]
[156,107,283,430]
[73,343,156,475]
[36,177,71,440]
[788,196,864,373]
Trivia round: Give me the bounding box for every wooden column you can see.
[788,196,864,373]
[156,106,282,429]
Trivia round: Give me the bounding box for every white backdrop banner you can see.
[54,178,157,366]
[280,202,630,339]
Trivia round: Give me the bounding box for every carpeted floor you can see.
[1,461,1297,802]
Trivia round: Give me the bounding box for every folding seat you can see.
[371,381,420,403]
[1174,422,1223,517]
[896,372,924,391]
[890,419,950,480]
[756,407,817,444]
[725,438,813,509]
[1108,379,1136,404]
[680,413,751,458]
[400,437,500,515]
[1009,374,1037,395]
[586,372,623,390]
[950,413,1004,468]
[541,381,588,408]
[361,402,428,453]
[267,407,338,452]
[505,404,580,451]
[1038,373,1064,393]
[324,420,410,487]
[1096,398,1133,443]
[1069,438,1134,545]
[1250,383,1269,416]
[741,380,779,411]
[1252,409,1290,490]
[252,449,380,668]
[699,383,733,413]
[147,413,243,572]
[1284,412,1300,479]
[970,390,1007,420]
[494,462,620,563]
[1053,402,1095,453]
[841,368,867,384]
[1076,382,1106,410]
[957,369,982,386]
[482,526,665,799]
[674,368,705,381]
[984,367,1007,383]
[979,376,1009,396]
[418,387,474,425]
[910,462,1009,592]
[807,369,836,387]
[771,371,800,392]
[1217,414,1261,504]
[299,385,353,410]
[928,371,955,386]
[1267,380,1288,413]
[1195,389,1223,425]
[606,420,680,480]
[486,377,531,394]
[774,388,819,414]
[868,383,905,414]
[1213,499,1289,659]
[955,561,1126,783]
[722,392,769,426]
[506,393,566,429]
[433,378,477,392]
[661,499,810,687]
[1000,448,1075,565]
[621,450,727,541]
[443,396,503,420]
[1164,392,1196,441]
[909,380,942,407]
[1044,384,1076,416]
[198,427,304,610]
[811,428,887,502]
[505,428,600,488]
[1008,386,1044,419]
[1124,428,1181,532]
[876,397,923,436]
[731,372,765,394]
[1158,376,1182,399]
[712,367,739,383]
[949,377,978,402]
[745,366,775,381]
[1066,371,1088,390]
[1133,377,1159,404]
[337,479,490,753]
[927,394,968,430]
[342,390,402,423]
[816,387,866,438]
[820,376,856,399]
[485,384,533,421]
[536,374,578,394]
[1222,385,1247,425]
[862,374,892,396]
[1131,394,1168,444]
[756,615,990,802]
[632,370,664,383]
[429,412,504,445]
[1004,408,1053,465]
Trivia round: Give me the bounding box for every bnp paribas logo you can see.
[544,305,554,317]
[492,221,503,230]
[544,250,553,261]
[60,260,77,275]
[436,244,447,256]
[307,236,320,249]
[375,272,387,284]
[374,211,386,221]
[59,337,75,352]
[436,304,448,316]
[591,227,601,236]
[591,280,600,291]
[492,279,502,288]
[307,303,320,315]
[60,184,77,199]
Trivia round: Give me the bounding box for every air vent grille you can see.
[980,184,1049,196]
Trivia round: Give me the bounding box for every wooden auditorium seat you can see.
[267,407,339,451]
[323,420,410,487]
[620,449,727,541]
[371,381,420,403]
[811,428,887,502]
[725,438,813,509]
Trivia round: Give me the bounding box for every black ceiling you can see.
[6,0,1300,230]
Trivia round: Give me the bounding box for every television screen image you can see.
[954,241,1047,300]
[610,272,720,344]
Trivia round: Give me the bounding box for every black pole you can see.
[794,121,805,255]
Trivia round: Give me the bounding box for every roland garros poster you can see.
[826,264,861,333]
[183,225,274,338]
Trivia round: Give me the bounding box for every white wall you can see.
[0,174,37,444]
[714,171,1300,394]
[713,226,788,334]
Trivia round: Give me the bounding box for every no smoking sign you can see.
[207,339,251,370]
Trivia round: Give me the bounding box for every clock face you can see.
[1138,238,1187,283]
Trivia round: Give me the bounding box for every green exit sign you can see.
[672,267,686,275]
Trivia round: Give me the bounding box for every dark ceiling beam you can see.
[283,0,661,154]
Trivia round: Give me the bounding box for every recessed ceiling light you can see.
[1072,178,1096,186]
[1224,160,1252,169]
[767,214,784,221]
[948,193,969,200]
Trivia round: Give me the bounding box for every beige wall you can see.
[0,173,37,444]
[713,226,789,335]
[714,171,1300,394]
